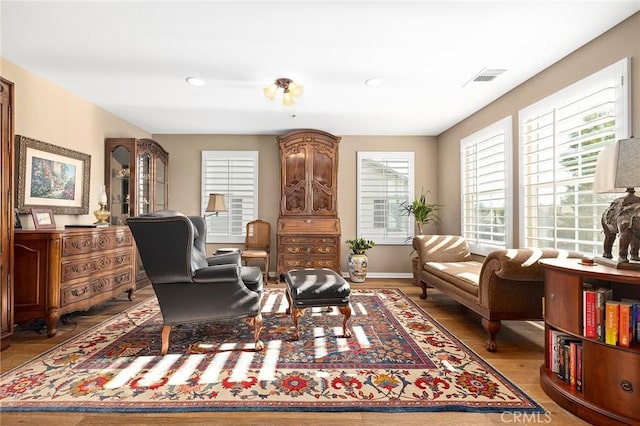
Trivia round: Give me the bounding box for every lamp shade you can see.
[593,138,640,193]
[205,193,227,213]
[263,83,278,100]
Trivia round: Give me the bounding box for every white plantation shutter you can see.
[461,117,512,254]
[357,152,414,244]
[519,58,630,254]
[201,151,258,243]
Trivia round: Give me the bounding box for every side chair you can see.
[241,219,271,284]
[126,210,264,355]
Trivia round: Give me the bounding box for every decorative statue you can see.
[601,197,640,263]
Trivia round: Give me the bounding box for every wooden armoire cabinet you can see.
[276,130,341,278]
[105,138,168,287]
[1,77,15,350]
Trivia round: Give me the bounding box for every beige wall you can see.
[437,12,640,241]
[154,134,438,275]
[1,58,151,229]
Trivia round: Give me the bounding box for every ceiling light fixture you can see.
[263,78,303,106]
[185,76,205,87]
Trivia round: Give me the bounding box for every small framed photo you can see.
[14,208,22,229]
[31,208,56,230]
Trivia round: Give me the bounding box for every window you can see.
[357,152,414,244]
[519,58,630,255]
[461,117,513,255]
[201,151,258,243]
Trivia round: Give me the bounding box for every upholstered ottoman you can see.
[283,268,352,341]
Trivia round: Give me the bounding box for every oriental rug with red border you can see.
[0,288,544,413]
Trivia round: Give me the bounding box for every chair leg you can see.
[161,325,171,355]
[264,256,269,284]
[338,305,352,338]
[246,314,264,351]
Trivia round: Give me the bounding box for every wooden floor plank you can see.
[0,279,588,425]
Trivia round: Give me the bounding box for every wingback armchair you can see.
[126,211,264,355]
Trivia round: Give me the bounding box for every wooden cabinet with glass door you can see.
[105,138,168,287]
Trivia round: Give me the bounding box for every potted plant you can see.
[400,190,441,284]
[345,237,375,283]
[400,190,441,235]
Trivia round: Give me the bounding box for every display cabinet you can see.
[105,138,168,287]
[539,258,640,425]
[276,130,341,279]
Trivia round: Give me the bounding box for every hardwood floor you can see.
[0,278,588,425]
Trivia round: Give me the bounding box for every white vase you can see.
[348,253,368,283]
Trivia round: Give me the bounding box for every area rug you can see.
[0,288,544,413]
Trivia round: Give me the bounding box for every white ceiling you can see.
[1,1,638,136]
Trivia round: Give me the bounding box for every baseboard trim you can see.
[268,272,413,279]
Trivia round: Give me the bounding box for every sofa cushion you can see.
[424,260,483,297]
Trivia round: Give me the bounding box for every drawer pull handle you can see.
[71,286,89,297]
[620,380,633,393]
[549,294,555,301]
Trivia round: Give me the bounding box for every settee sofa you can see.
[413,235,582,352]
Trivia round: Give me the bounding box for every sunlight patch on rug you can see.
[0,288,545,413]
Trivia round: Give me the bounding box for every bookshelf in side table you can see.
[539,258,640,425]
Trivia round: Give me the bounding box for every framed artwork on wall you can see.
[30,208,56,230]
[15,135,91,215]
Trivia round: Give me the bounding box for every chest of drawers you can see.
[14,226,135,336]
[276,217,341,277]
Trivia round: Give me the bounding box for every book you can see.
[563,341,571,383]
[575,342,583,392]
[549,330,571,374]
[635,304,640,344]
[595,287,613,342]
[569,341,581,389]
[621,299,640,344]
[605,300,620,346]
[583,288,597,338]
[618,301,633,347]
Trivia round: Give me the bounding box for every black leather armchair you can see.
[126,211,264,355]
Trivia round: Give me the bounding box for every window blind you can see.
[201,151,258,243]
[461,117,512,254]
[519,58,630,254]
[357,152,414,244]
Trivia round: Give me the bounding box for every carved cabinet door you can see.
[281,143,308,215]
[279,130,339,217]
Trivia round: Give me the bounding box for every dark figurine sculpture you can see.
[601,195,640,263]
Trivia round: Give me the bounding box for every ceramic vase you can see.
[348,253,368,283]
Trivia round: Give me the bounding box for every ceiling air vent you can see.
[463,68,507,87]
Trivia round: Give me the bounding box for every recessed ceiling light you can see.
[186,76,205,87]
[365,78,383,87]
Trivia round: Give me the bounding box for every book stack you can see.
[583,286,640,348]
[549,330,583,391]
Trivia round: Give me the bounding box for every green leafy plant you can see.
[400,190,441,234]
[345,237,376,255]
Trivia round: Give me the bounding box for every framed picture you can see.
[30,208,57,230]
[15,135,91,215]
